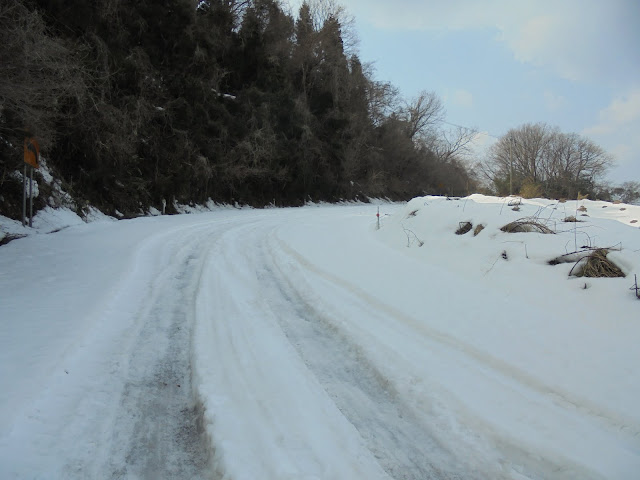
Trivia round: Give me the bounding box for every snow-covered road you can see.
[1,200,639,479]
[0,215,225,478]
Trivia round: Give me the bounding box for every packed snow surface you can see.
[1,195,639,479]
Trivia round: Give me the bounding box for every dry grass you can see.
[501,219,555,234]
[563,216,582,222]
[473,224,485,236]
[519,181,542,199]
[570,249,625,278]
[456,221,473,235]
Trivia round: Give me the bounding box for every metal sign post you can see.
[22,164,27,227]
[23,137,40,228]
[29,165,34,227]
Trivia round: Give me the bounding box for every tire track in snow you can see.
[192,215,394,479]
[272,235,640,441]
[259,238,478,480]
[100,224,220,479]
[267,227,638,479]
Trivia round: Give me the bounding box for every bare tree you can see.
[0,2,83,150]
[427,125,478,162]
[573,137,611,183]
[359,62,399,126]
[301,0,358,53]
[483,122,613,197]
[612,181,640,204]
[401,90,444,141]
[510,122,553,183]
[197,0,251,27]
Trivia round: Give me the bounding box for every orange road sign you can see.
[24,137,40,169]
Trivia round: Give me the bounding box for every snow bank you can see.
[273,195,640,478]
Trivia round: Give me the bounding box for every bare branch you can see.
[401,90,444,140]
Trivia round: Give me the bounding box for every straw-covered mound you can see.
[569,249,626,278]
[500,218,555,234]
[455,221,473,235]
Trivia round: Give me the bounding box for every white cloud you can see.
[582,88,640,182]
[583,89,640,136]
[340,0,522,31]
[543,90,567,112]
[601,91,640,125]
[451,89,473,108]
[605,141,640,183]
[338,0,640,87]
[471,131,495,150]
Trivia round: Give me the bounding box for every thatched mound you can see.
[456,221,473,235]
[500,219,554,234]
[570,249,625,278]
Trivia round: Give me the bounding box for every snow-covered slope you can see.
[0,196,638,479]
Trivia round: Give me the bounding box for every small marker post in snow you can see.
[376,206,380,230]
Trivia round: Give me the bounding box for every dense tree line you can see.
[0,0,477,218]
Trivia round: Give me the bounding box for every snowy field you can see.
[1,195,639,479]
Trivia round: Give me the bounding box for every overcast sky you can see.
[287,0,640,184]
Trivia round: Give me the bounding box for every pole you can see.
[22,164,27,227]
[509,138,513,196]
[29,166,34,227]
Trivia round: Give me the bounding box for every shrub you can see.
[519,180,543,199]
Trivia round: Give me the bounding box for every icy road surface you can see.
[1,200,639,479]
